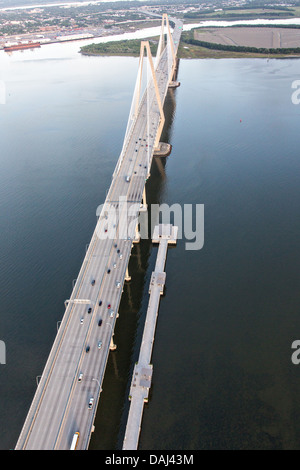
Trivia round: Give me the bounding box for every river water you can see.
[0,25,300,450]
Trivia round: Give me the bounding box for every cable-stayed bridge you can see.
[15,14,183,450]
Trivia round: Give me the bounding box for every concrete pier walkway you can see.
[122,224,178,450]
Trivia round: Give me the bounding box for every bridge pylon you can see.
[156,14,176,82]
[125,40,165,154]
[115,15,178,178]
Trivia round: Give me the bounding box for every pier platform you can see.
[153,142,172,157]
[168,81,181,88]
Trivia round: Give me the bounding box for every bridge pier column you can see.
[133,222,141,244]
[140,186,147,212]
[125,265,131,282]
[110,335,117,351]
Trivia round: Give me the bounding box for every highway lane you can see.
[15,17,182,450]
[54,147,156,448]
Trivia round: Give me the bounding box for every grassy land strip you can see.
[182,5,299,22]
[80,38,158,56]
[178,30,300,59]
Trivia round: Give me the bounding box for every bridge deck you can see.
[15,16,183,451]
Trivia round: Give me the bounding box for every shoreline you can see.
[80,26,300,60]
[3,16,300,59]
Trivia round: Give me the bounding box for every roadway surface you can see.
[15,16,182,450]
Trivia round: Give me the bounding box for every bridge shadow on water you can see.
[89,82,180,450]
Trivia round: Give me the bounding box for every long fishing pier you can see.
[123,224,178,450]
[15,14,182,450]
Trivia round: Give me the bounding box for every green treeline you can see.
[230,24,300,29]
[185,37,300,55]
[183,4,296,20]
[80,39,157,56]
[184,11,294,19]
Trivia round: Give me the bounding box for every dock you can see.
[122,224,178,450]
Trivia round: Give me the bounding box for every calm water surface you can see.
[0,39,300,450]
